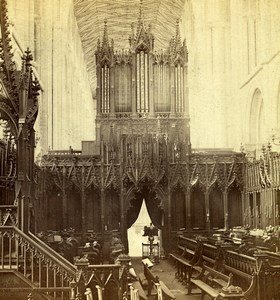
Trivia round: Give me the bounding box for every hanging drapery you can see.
[145,197,162,227]
[126,195,162,229]
[127,197,143,228]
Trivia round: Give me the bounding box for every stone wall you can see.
[181,0,280,156]
[7,0,95,155]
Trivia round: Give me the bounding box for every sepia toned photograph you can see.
[0,0,280,299]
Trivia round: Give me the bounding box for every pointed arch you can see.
[249,88,265,144]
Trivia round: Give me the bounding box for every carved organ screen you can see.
[95,18,188,118]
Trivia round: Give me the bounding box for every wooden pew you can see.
[169,237,202,284]
[223,250,280,300]
[130,282,148,300]
[171,234,280,300]
[221,250,257,299]
[169,236,199,263]
[188,263,244,299]
[142,260,176,299]
[256,258,280,300]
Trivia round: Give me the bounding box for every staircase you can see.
[0,226,76,300]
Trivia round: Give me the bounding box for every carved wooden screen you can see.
[67,186,82,231]
[190,188,206,229]
[105,190,120,231]
[171,190,186,230]
[228,188,242,228]
[45,185,63,231]
[0,120,16,205]
[209,188,224,229]
[86,188,101,232]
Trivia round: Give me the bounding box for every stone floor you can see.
[131,257,203,299]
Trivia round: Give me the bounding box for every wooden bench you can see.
[221,250,258,299]
[169,246,194,285]
[188,263,235,299]
[142,259,176,299]
[169,238,202,284]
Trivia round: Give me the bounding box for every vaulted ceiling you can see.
[74,0,186,96]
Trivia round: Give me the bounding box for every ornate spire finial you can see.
[169,19,188,65]
[95,19,114,66]
[129,0,154,52]
[138,0,144,26]
[173,19,181,53]
[102,19,109,49]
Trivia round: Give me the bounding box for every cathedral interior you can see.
[0,0,280,299]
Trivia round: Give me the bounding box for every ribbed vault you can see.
[74,0,186,95]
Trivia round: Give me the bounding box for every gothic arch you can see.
[249,88,265,144]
